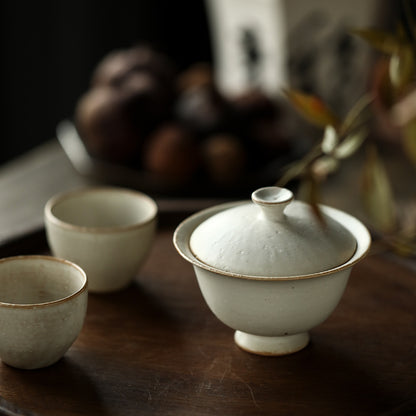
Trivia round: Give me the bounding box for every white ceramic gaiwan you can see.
[173,186,371,355]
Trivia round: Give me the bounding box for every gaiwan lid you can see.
[189,187,357,278]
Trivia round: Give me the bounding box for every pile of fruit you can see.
[75,45,290,192]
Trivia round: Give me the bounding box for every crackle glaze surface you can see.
[174,187,371,355]
[190,195,357,277]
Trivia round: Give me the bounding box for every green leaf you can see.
[277,144,322,186]
[321,125,339,154]
[333,128,368,159]
[311,156,339,179]
[339,94,373,137]
[351,28,402,54]
[361,145,396,233]
[389,45,415,91]
[283,89,340,128]
[297,177,325,225]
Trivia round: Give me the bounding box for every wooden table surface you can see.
[0,141,415,416]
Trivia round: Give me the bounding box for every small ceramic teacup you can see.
[44,187,158,293]
[0,255,87,370]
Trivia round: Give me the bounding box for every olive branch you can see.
[278,5,416,256]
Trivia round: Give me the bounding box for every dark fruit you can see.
[143,124,200,182]
[202,134,246,185]
[91,45,176,92]
[75,86,141,163]
[175,64,229,136]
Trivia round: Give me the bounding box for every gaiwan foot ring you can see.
[234,331,310,356]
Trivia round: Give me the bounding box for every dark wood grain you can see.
[0,228,415,416]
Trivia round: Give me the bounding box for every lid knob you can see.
[251,187,294,222]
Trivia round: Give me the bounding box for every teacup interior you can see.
[50,189,156,228]
[0,257,85,305]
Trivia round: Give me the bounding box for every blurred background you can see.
[0,0,400,191]
[2,0,415,256]
[1,0,212,164]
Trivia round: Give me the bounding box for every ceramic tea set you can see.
[0,185,370,369]
[174,186,371,355]
[44,187,158,293]
[0,187,157,369]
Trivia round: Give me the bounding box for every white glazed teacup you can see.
[44,187,158,293]
[0,255,87,369]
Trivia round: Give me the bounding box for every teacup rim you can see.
[44,186,158,233]
[0,255,88,308]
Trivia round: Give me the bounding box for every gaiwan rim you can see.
[173,200,371,281]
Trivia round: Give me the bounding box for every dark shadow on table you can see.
[0,357,109,416]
